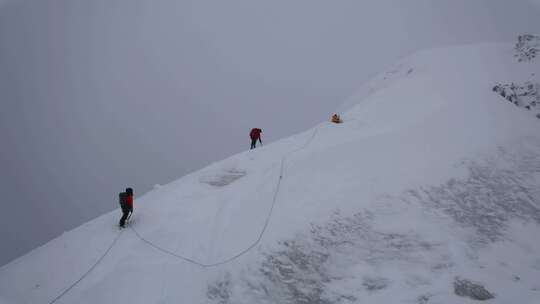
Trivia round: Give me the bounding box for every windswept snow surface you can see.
[1,42,540,304]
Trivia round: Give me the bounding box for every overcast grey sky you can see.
[0,0,539,266]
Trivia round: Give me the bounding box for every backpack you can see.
[119,192,128,209]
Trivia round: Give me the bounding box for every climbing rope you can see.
[42,124,321,304]
[47,229,124,304]
[130,125,321,267]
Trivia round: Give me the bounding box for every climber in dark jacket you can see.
[119,187,134,228]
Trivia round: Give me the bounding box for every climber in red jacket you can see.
[250,128,262,149]
[119,187,134,228]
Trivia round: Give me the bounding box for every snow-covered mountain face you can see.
[493,34,540,119]
[1,38,540,304]
[514,34,540,62]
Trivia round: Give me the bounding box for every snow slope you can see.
[1,40,540,304]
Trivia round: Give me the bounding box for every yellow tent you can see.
[331,114,342,123]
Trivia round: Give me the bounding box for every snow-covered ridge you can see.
[1,41,540,304]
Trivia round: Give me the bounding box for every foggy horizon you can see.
[1,0,539,267]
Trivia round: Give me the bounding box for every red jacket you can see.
[250,128,262,140]
[126,195,133,209]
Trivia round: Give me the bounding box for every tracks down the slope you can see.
[47,230,124,304]
[130,125,321,268]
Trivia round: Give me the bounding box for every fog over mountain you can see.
[0,0,539,266]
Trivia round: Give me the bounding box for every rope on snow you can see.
[47,229,124,304]
[45,124,321,304]
[130,125,321,267]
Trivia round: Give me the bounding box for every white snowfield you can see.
[1,41,540,304]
